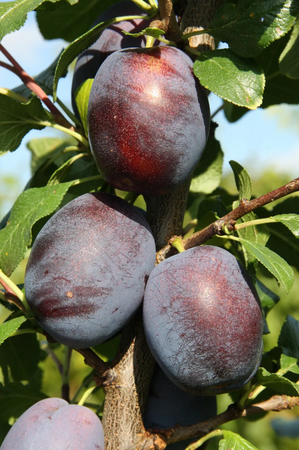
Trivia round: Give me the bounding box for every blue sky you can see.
[0,10,299,213]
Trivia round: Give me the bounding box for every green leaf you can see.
[257,33,299,106]
[0,0,66,41]
[75,78,93,136]
[209,0,299,58]
[0,95,52,154]
[238,238,294,292]
[280,354,299,374]
[230,160,252,201]
[0,330,40,381]
[273,213,299,237]
[13,52,67,98]
[27,137,76,173]
[257,367,299,396]
[36,0,116,42]
[0,382,47,421]
[223,101,249,123]
[193,49,265,109]
[278,316,299,359]
[279,20,299,79]
[219,430,259,450]
[190,134,223,194]
[0,182,74,276]
[0,317,26,346]
[255,278,280,316]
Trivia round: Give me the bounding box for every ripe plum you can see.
[88,46,210,196]
[143,245,263,395]
[25,192,156,349]
[0,397,104,450]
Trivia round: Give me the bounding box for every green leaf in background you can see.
[280,354,299,374]
[0,382,47,421]
[257,367,299,396]
[75,78,93,136]
[193,49,265,109]
[278,316,299,359]
[190,134,223,194]
[27,137,77,173]
[255,278,280,317]
[0,182,73,276]
[36,0,117,42]
[13,53,67,98]
[209,0,299,58]
[223,101,249,123]
[238,238,294,292]
[219,430,259,450]
[257,33,299,106]
[279,20,299,79]
[0,317,26,346]
[0,95,52,154]
[230,160,252,202]
[0,331,40,381]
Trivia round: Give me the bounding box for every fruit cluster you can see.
[3,2,263,449]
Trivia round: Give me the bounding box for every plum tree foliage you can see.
[0,0,299,449]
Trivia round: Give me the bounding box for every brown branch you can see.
[0,44,74,129]
[153,0,182,41]
[140,395,299,449]
[75,347,110,384]
[156,176,299,263]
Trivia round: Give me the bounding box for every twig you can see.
[156,176,299,263]
[75,348,110,383]
[0,44,74,129]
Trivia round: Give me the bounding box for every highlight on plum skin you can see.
[0,398,104,450]
[24,192,156,349]
[143,245,264,396]
[87,45,210,196]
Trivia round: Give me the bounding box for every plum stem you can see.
[170,236,186,253]
[0,270,28,313]
[78,385,98,406]
[185,429,223,449]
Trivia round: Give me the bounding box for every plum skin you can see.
[87,46,210,196]
[0,398,104,450]
[144,365,217,450]
[24,192,156,349]
[71,0,149,117]
[143,245,264,396]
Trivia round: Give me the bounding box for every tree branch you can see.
[157,176,299,263]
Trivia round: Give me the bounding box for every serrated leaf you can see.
[53,14,146,101]
[193,49,265,109]
[75,78,93,136]
[257,367,299,396]
[0,182,74,276]
[279,20,299,79]
[230,160,252,201]
[190,134,223,194]
[278,316,299,359]
[0,95,52,154]
[272,214,299,237]
[13,52,67,98]
[219,430,259,450]
[0,382,47,421]
[0,0,64,41]
[238,238,294,292]
[209,0,299,58]
[280,354,299,374]
[0,317,26,346]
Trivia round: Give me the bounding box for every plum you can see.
[71,0,149,117]
[0,397,104,450]
[143,245,264,395]
[87,46,210,196]
[144,365,217,449]
[25,192,156,349]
